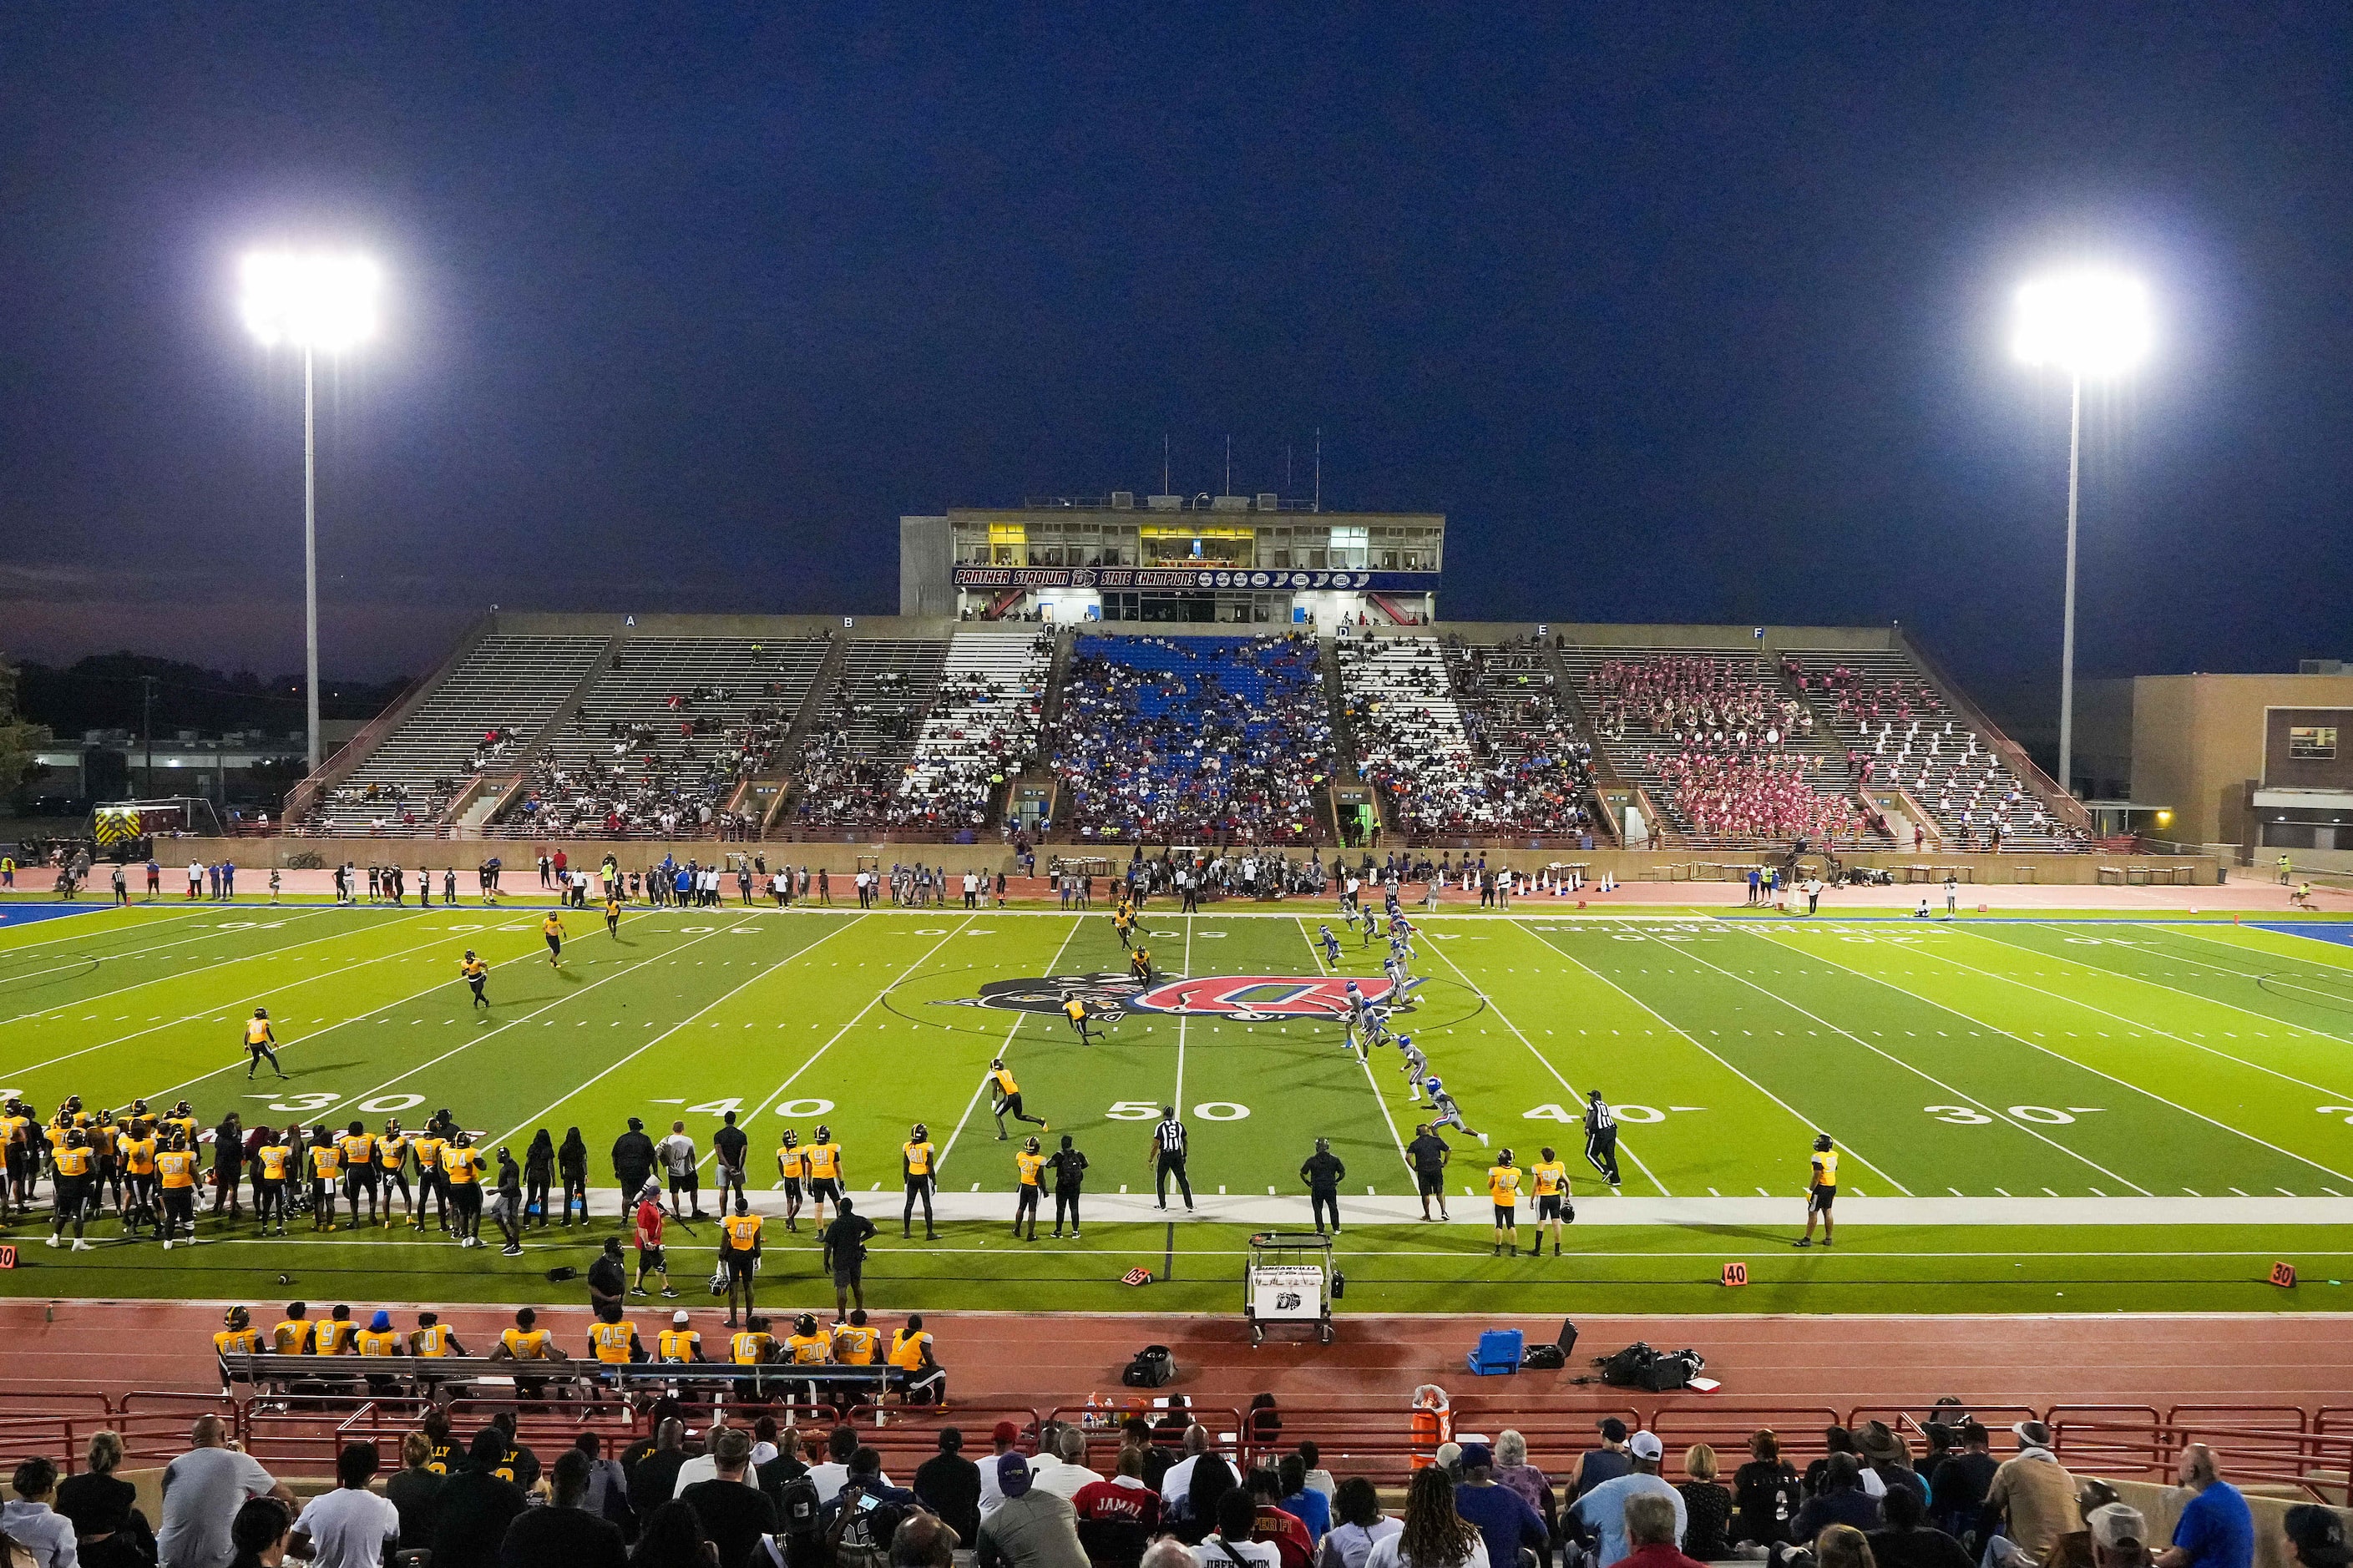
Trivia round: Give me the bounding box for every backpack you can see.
[1521,1343,1566,1371]
[1121,1344,1176,1388]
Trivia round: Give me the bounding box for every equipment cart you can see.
[1244,1231,1342,1345]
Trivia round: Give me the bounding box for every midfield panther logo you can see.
[939,973,1400,1024]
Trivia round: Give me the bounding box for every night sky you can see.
[3,8,2350,717]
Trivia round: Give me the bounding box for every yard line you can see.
[3,911,447,1084]
[1422,924,1672,1194]
[740,917,974,1133]
[1521,923,1907,1195]
[1293,917,1412,1176]
[939,916,1081,1176]
[1172,917,1193,1114]
[298,908,781,1130]
[1748,926,2353,1188]
[2113,924,2353,1029]
[0,905,212,956]
[0,908,342,1028]
[1684,934,2146,1194]
[1928,929,2353,1102]
[491,915,848,1146]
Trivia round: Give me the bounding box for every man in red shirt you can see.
[1617,1493,1709,1568]
[1071,1448,1161,1567]
[1247,1468,1313,1568]
[633,1181,678,1297]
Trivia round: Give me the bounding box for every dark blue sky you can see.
[3,7,2349,712]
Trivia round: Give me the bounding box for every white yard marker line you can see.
[2029,922,2353,1049]
[1423,922,1672,1194]
[1172,916,1193,1114]
[1294,917,1412,1176]
[0,909,342,1024]
[741,917,975,1133]
[0,904,216,957]
[492,915,842,1144]
[940,916,1080,1176]
[1683,933,2143,1194]
[1929,928,2353,1102]
[1749,926,2353,1189]
[6,912,450,1084]
[1521,920,1908,1196]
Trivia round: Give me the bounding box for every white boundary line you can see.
[0,904,214,953]
[0,910,339,1024]
[1746,924,2353,1189]
[1293,915,1412,1177]
[939,915,1080,1176]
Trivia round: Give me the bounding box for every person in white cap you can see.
[1572,1431,1685,1568]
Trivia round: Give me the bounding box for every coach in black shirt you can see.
[611,1118,656,1205]
[822,1199,878,1318]
[713,1111,750,1207]
[1406,1124,1452,1222]
[1300,1139,1345,1235]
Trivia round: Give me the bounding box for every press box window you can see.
[2290,726,2338,760]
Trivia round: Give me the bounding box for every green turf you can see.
[5,894,2353,1314]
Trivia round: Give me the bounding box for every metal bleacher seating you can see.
[1556,645,1859,850]
[218,1349,908,1404]
[498,636,830,837]
[896,630,1053,832]
[309,635,610,836]
[1436,637,1598,838]
[1782,647,2082,852]
[789,639,952,831]
[1339,635,1479,834]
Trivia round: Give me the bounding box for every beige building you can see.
[2097,670,2353,858]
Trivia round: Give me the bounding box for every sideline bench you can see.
[220,1352,911,1404]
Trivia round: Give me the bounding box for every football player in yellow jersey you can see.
[719,1198,763,1328]
[605,893,622,938]
[1485,1148,1523,1257]
[461,950,490,1010]
[494,1306,557,1362]
[829,1308,882,1365]
[900,1123,938,1241]
[776,1130,806,1232]
[120,1120,160,1235]
[1012,1136,1046,1242]
[244,1008,286,1080]
[1111,904,1135,950]
[588,1302,643,1364]
[1530,1146,1573,1258]
[48,1128,95,1250]
[1061,994,1095,1044]
[253,1126,294,1236]
[1,1097,33,1219]
[988,1060,1046,1141]
[410,1312,464,1357]
[164,1100,199,1147]
[1799,1133,1838,1249]
[306,1125,342,1232]
[215,1306,263,1358]
[338,1120,380,1227]
[356,1309,404,1357]
[412,1125,448,1232]
[784,1311,831,1364]
[314,1305,358,1356]
[154,1131,200,1249]
[888,1314,945,1404]
[377,1121,412,1227]
[730,1314,777,1365]
[542,913,565,968]
[656,1309,705,1363]
[1129,943,1153,986]
[802,1127,844,1227]
[86,1111,121,1218]
[271,1303,315,1355]
[442,1132,484,1248]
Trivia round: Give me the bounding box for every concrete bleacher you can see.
[308,635,610,836]
[1439,635,1600,839]
[1784,647,2082,852]
[788,637,953,831]
[500,636,830,837]
[1340,634,1477,833]
[896,629,1053,831]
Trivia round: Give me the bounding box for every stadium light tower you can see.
[2011,266,2152,800]
[239,250,381,771]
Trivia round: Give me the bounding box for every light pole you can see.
[2011,266,2152,799]
[239,250,380,772]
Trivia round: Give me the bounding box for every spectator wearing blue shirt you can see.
[1575,1433,1686,1568]
[1453,1447,1546,1568]
[1277,1457,1330,1545]
[2155,1447,2252,1568]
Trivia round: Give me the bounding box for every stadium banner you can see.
[950,565,1439,593]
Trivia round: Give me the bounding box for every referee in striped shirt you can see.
[1150,1107,1194,1212]
[1582,1090,1622,1188]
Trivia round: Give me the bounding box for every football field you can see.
[7,893,2353,1315]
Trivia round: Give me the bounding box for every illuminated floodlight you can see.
[2011,267,2152,379]
[239,250,381,352]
